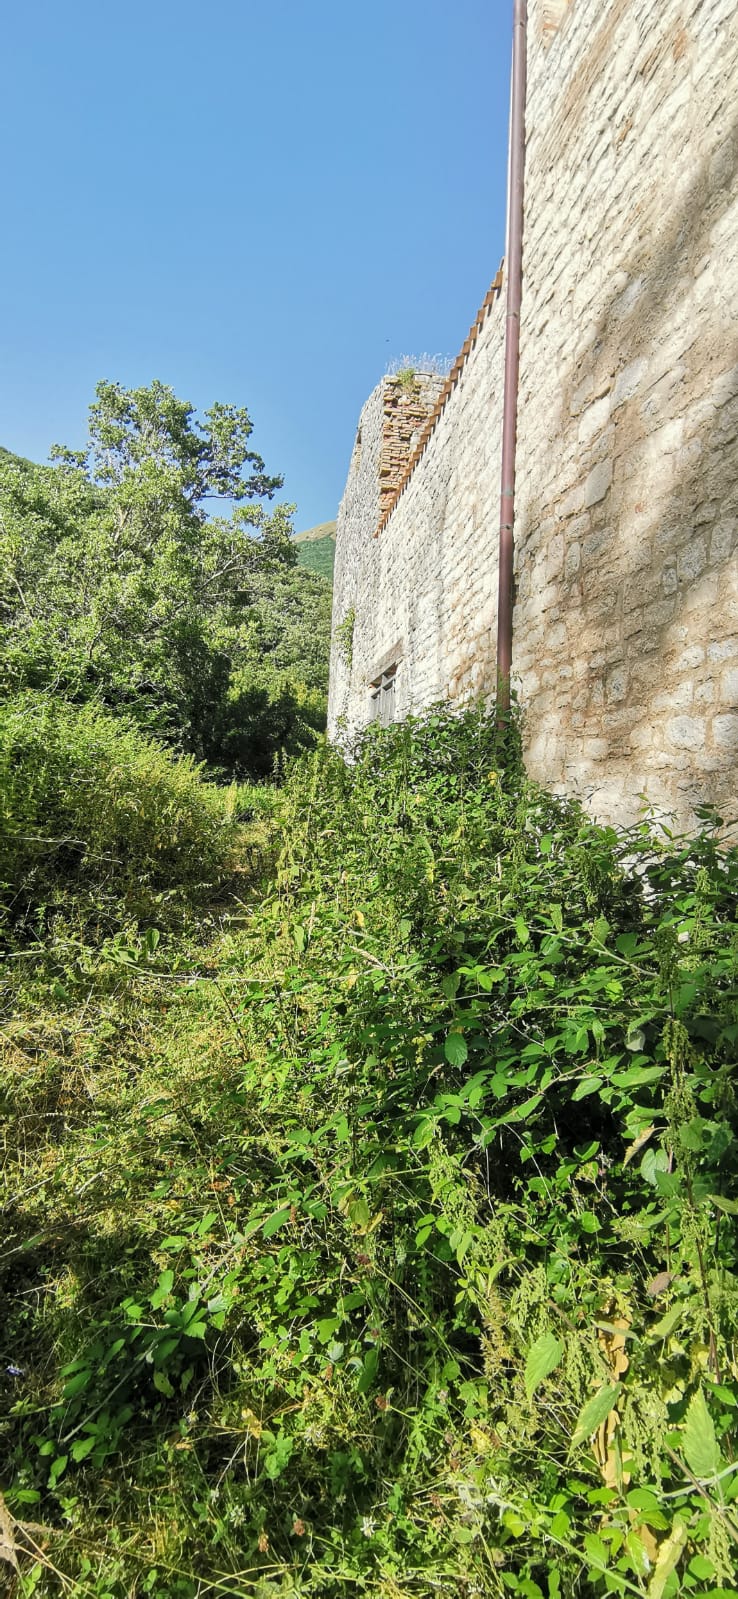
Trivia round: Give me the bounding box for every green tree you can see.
[0,381,329,775]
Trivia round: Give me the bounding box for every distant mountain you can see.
[294,520,336,583]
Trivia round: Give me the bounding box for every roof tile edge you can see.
[374,261,505,538]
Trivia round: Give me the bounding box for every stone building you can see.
[328,0,738,831]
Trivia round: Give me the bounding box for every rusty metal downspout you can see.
[496,0,528,721]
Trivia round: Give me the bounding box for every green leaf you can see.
[357,1348,379,1394]
[153,1336,180,1363]
[572,1077,603,1100]
[262,1206,292,1238]
[550,1511,570,1539]
[347,1197,371,1229]
[648,1304,684,1340]
[478,966,505,989]
[444,1032,468,1067]
[48,1455,68,1489]
[70,1436,96,1463]
[317,1317,341,1345]
[578,1212,601,1233]
[626,1488,668,1529]
[641,1147,670,1185]
[514,914,530,945]
[710,1193,738,1215]
[688,1555,716,1581]
[150,1269,174,1309]
[570,1383,621,1449]
[525,1331,564,1401]
[62,1369,91,1399]
[680,1117,705,1152]
[682,1389,721,1480]
[612,1065,664,1088]
[583,1531,608,1568]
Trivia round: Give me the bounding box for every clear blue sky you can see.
[1,0,512,531]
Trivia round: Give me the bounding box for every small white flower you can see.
[361,1516,376,1538]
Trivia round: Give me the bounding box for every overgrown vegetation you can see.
[334,607,356,670]
[2,705,738,1597]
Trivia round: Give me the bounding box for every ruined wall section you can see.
[328,372,444,730]
[515,0,738,825]
[328,301,505,739]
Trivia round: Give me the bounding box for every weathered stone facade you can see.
[328,0,738,831]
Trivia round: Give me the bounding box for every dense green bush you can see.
[0,694,236,929]
[2,707,738,1596]
[203,667,327,779]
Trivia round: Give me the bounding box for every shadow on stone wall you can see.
[522,103,738,824]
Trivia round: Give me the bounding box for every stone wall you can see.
[329,0,738,831]
[328,296,505,732]
[514,0,738,826]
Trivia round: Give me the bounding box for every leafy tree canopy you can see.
[0,381,330,775]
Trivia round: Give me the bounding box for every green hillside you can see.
[294,518,336,582]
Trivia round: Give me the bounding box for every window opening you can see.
[369,664,397,727]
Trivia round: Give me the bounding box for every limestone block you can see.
[606,666,629,703]
[585,459,614,508]
[720,667,738,706]
[677,539,708,583]
[652,682,694,713]
[708,638,738,663]
[666,716,706,751]
[713,714,738,751]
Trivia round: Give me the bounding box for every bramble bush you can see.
[2,705,738,1597]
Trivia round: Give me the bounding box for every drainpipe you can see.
[496,0,528,720]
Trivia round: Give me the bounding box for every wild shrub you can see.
[0,694,235,931]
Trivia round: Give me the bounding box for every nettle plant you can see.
[4,704,738,1597]
[237,709,738,1595]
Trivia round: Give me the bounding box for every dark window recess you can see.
[369,665,397,727]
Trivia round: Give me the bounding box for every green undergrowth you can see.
[2,706,738,1597]
[0,696,238,935]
